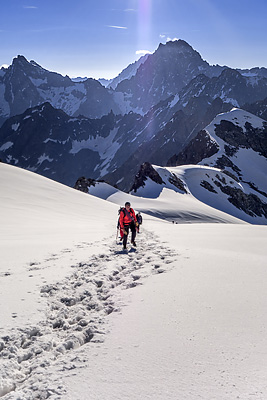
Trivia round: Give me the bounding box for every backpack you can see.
[117,207,125,228]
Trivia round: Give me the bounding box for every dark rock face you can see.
[214,120,267,157]
[168,173,187,193]
[103,97,232,192]
[200,180,218,193]
[130,162,165,193]
[244,181,267,198]
[115,40,225,114]
[201,68,266,107]
[167,130,219,166]
[243,97,267,121]
[0,103,117,186]
[214,155,242,178]
[214,178,267,218]
[1,101,193,188]
[107,54,149,90]
[74,177,104,193]
[167,114,267,179]
[173,69,267,115]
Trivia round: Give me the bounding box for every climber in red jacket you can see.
[119,202,138,250]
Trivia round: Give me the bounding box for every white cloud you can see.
[107,25,127,30]
[136,50,152,56]
[23,6,38,9]
[124,9,136,12]
[159,34,166,39]
[1,64,9,69]
[167,37,179,42]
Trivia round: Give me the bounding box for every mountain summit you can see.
[114,39,224,113]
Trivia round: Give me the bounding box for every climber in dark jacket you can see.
[136,212,142,233]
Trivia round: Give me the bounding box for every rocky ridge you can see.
[166,108,267,221]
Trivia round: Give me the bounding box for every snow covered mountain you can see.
[1,101,266,206]
[113,40,223,114]
[0,103,143,186]
[0,96,234,187]
[114,40,267,114]
[106,53,149,90]
[74,110,267,225]
[175,68,267,111]
[1,98,194,186]
[1,40,267,129]
[164,108,267,223]
[129,161,267,225]
[1,40,267,201]
[86,145,267,225]
[0,55,122,127]
[102,97,233,191]
[79,165,246,224]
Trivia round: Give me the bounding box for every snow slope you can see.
[89,168,248,224]
[1,163,267,399]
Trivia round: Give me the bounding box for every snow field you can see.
[1,163,267,400]
[0,229,178,399]
[62,222,267,400]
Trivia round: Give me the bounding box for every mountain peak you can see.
[12,55,29,66]
[10,55,49,76]
[220,68,242,79]
[156,39,195,55]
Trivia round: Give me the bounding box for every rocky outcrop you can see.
[168,173,187,193]
[214,155,242,178]
[243,97,267,121]
[214,177,267,218]
[165,108,267,222]
[167,130,219,166]
[130,162,165,193]
[243,181,267,198]
[200,180,218,193]
[74,177,104,193]
[214,120,267,157]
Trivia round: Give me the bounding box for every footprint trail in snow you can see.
[0,229,178,399]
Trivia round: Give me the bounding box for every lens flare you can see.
[136,1,156,143]
[138,0,152,46]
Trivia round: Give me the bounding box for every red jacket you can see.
[119,207,137,228]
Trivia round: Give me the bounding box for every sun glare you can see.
[138,0,152,47]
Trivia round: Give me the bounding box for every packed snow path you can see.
[0,229,178,399]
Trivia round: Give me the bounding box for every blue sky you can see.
[1,0,266,79]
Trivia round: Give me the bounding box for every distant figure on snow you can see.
[119,202,137,250]
[136,212,143,233]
